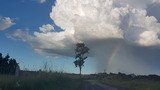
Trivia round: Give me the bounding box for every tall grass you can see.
[99,77,160,90]
[0,72,82,90]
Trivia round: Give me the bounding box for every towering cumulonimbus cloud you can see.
[50,0,160,46]
[12,0,160,74]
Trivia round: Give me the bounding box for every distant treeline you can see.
[88,72,160,81]
[0,53,20,75]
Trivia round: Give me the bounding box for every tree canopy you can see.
[0,53,20,75]
[74,43,89,75]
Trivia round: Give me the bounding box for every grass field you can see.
[1,71,160,90]
[100,78,160,90]
[0,71,82,90]
[98,74,160,90]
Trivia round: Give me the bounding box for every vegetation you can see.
[1,52,160,90]
[74,43,89,75]
[93,72,160,90]
[0,53,19,75]
[0,52,82,90]
[0,71,82,90]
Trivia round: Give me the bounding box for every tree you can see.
[74,43,89,75]
[9,58,18,75]
[0,53,2,60]
[3,54,9,74]
[0,53,20,75]
[0,53,2,74]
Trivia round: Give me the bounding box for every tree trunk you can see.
[80,66,82,76]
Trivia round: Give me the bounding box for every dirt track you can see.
[83,80,126,90]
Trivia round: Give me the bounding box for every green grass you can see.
[0,72,82,90]
[99,77,160,90]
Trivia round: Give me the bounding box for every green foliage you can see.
[74,43,89,75]
[99,76,160,90]
[0,72,82,90]
[0,53,19,75]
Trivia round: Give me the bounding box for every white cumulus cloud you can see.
[0,17,15,31]
[39,24,54,33]
[36,0,47,4]
[50,0,160,46]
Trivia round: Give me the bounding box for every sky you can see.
[0,0,160,75]
[0,0,95,74]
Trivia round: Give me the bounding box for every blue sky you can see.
[1,0,160,75]
[0,0,96,74]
